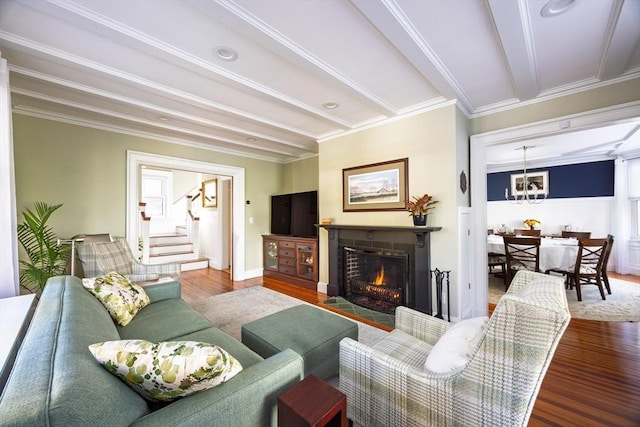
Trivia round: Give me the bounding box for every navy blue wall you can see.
[487,160,614,201]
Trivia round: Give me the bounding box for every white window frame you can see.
[141,169,172,219]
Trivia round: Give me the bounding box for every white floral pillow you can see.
[88,340,243,401]
[82,272,150,326]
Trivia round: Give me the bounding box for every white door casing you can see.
[126,151,246,281]
[469,102,640,317]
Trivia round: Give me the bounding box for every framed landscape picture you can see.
[510,171,549,196]
[342,158,408,212]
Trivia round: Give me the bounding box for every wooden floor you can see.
[181,269,640,426]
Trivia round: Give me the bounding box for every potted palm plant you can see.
[404,193,438,226]
[17,202,71,295]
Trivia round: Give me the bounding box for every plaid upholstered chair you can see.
[339,270,570,427]
[76,236,180,282]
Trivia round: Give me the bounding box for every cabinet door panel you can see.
[264,240,278,271]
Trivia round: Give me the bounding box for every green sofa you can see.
[0,275,303,426]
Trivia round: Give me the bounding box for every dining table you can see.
[487,234,580,272]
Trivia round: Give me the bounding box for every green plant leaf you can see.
[17,202,70,292]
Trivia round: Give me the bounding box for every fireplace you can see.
[319,224,442,315]
[343,247,409,314]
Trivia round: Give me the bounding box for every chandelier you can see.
[504,146,547,204]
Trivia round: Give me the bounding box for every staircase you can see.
[148,226,209,271]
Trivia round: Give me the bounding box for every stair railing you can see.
[138,202,151,263]
[138,188,200,266]
[186,195,200,259]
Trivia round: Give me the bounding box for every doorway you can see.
[469,103,640,318]
[126,151,246,281]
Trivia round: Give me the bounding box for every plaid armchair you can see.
[339,270,570,427]
[76,237,180,282]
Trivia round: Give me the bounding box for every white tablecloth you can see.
[488,235,579,272]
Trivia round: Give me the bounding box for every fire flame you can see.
[373,265,384,285]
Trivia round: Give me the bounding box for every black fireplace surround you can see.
[318,225,442,315]
[343,246,409,314]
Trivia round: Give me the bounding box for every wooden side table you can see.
[278,375,347,427]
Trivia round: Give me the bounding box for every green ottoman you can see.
[241,304,358,379]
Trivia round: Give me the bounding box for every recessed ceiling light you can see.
[541,0,576,17]
[323,102,339,110]
[214,46,238,61]
[157,116,170,121]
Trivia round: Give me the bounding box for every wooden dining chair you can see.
[564,238,608,301]
[600,234,614,295]
[502,236,541,289]
[514,229,541,237]
[561,231,591,239]
[488,252,507,286]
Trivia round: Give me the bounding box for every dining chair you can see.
[600,234,614,294]
[488,252,507,286]
[561,231,591,239]
[564,238,608,301]
[502,236,541,289]
[514,229,541,237]
[545,238,608,301]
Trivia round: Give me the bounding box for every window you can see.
[628,158,640,239]
[142,171,171,218]
[632,198,640,239]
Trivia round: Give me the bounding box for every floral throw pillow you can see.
[82,272,150,326]
[88,340,243,401]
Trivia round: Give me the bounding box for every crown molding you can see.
[317,99,458,143]
[471,73,640,118]
[13,106,294,163]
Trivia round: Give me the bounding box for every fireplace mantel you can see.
[317,224,442,315]
[318,224,442,248]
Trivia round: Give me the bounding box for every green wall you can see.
[12,114,283,272]
[282,156,318,194]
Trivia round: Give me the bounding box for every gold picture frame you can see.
[202,179,218,208]
[342,158,408,212]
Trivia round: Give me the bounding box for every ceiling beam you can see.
[487,0,538,101]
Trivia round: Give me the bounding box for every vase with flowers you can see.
[405,193,438,226]
[523,218,540,230]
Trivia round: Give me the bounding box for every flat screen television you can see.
[270,190,318,238]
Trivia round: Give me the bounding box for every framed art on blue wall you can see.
[510,171,548,196]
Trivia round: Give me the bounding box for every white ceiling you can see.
[1,0,639,163]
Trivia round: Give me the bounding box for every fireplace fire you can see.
[343,247,408,314]
[319,224,441,315]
